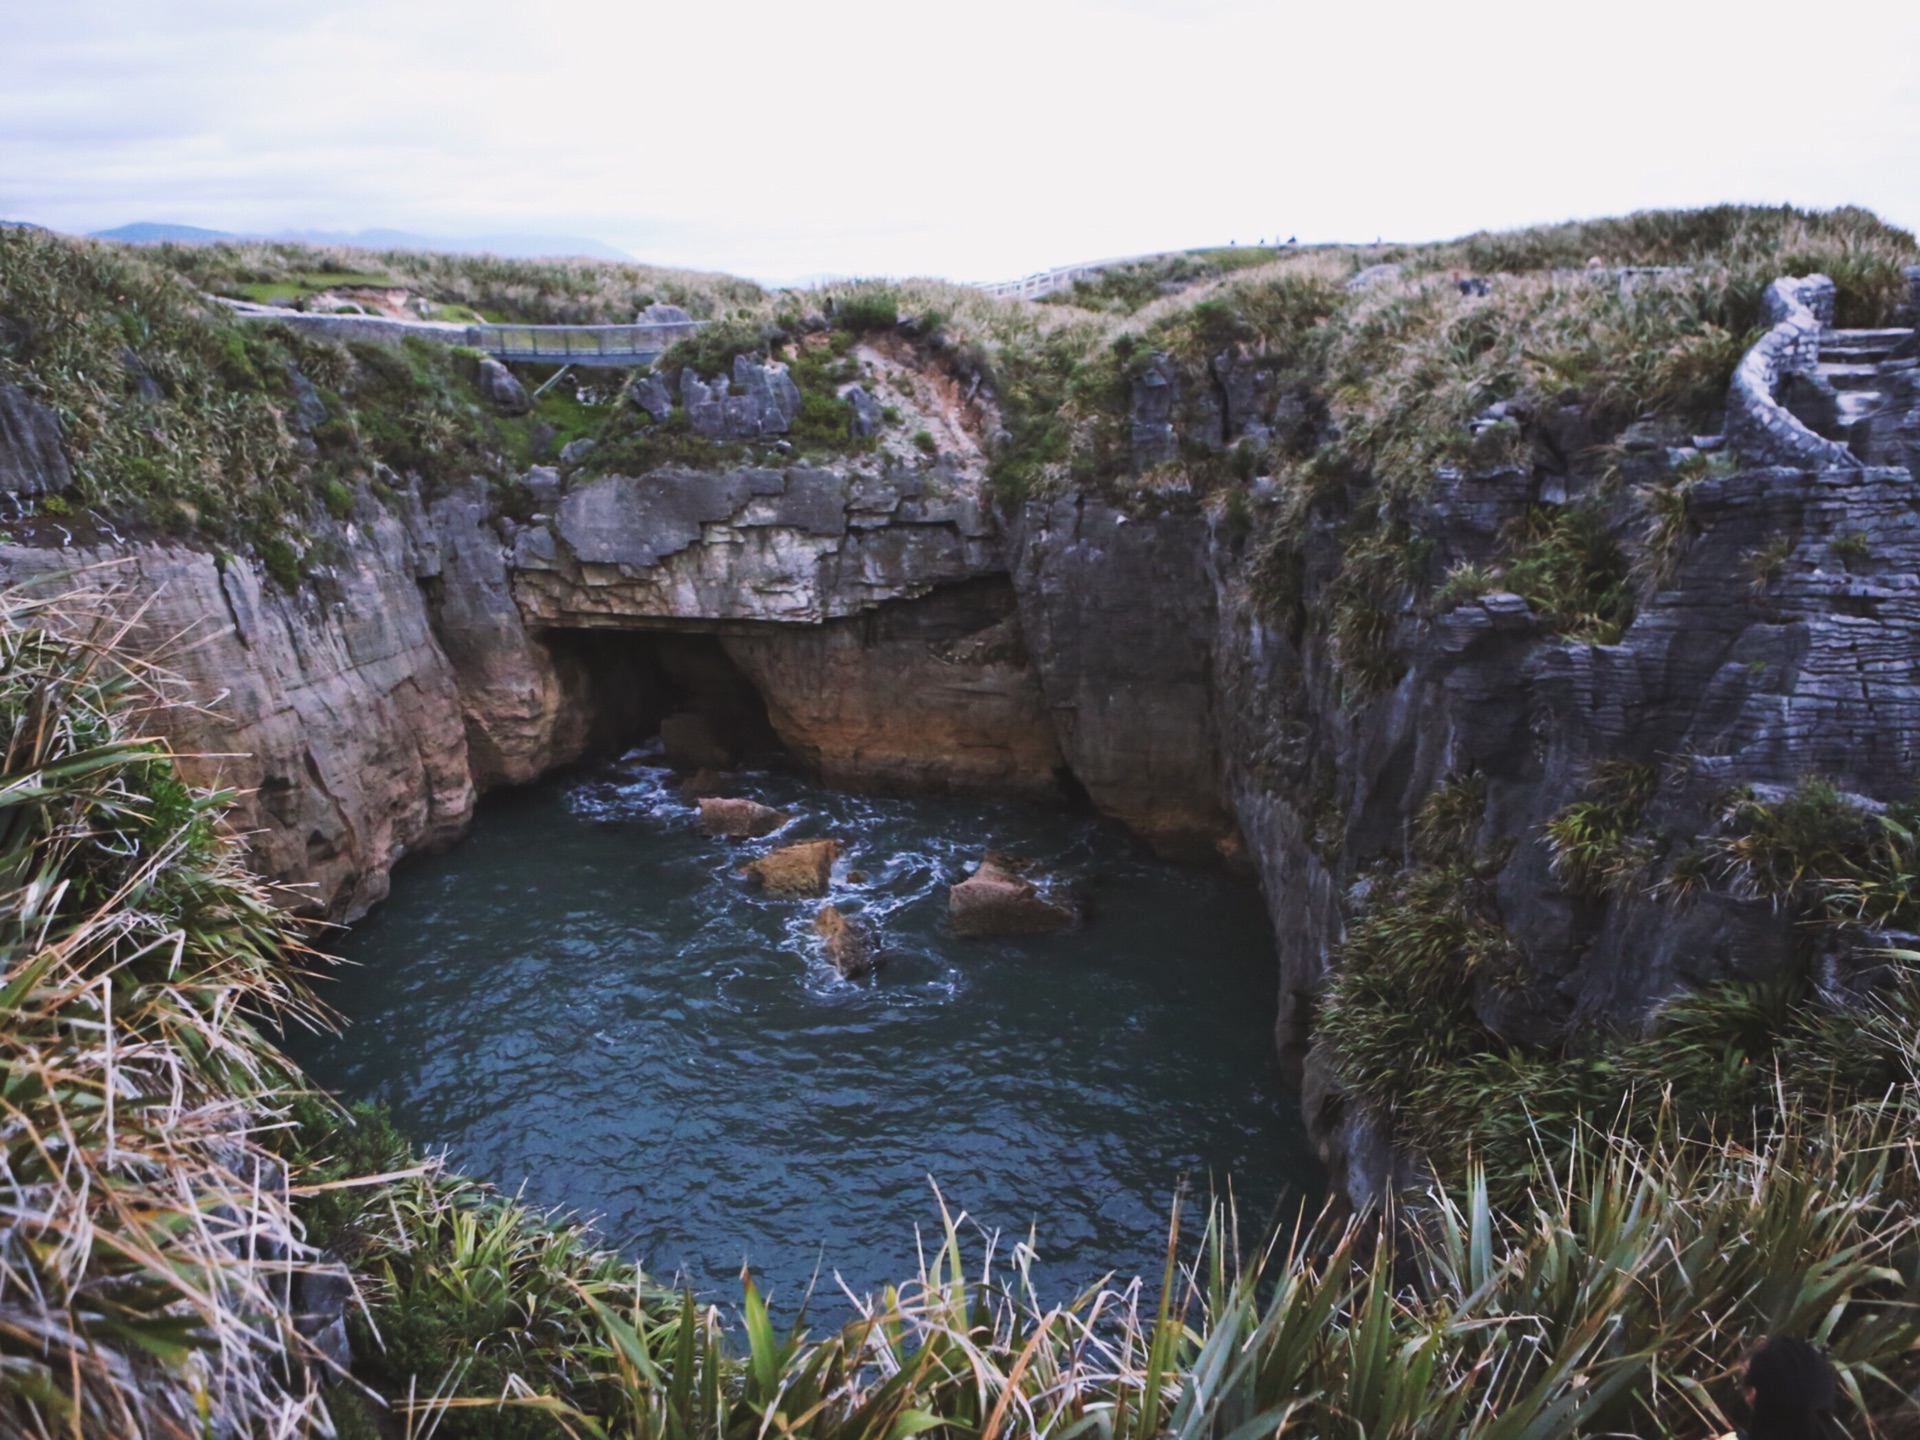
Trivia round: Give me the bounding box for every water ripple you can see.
[292,752,1322,1309]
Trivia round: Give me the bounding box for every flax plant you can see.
[0,583,340,1437]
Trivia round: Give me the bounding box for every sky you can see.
[3,0,1918,285]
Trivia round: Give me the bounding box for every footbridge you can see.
[219,299,702,366]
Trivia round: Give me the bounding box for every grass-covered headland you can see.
[6,207,1920,1434]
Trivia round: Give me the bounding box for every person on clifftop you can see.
[1717,1336,1842,1440]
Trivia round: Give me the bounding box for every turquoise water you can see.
[291,750,1320,1309]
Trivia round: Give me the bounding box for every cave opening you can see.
[541,627,789,772]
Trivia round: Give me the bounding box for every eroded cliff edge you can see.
[7,224,1920,1209]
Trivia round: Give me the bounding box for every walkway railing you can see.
[218,298,703,367]
[467,321,700,365]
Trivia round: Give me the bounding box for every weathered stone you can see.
[746,838,839,896]
[723,577,1064,798]
[523,466,562,510]
[844,385,884,438]
[696,796,789,838]
[0,381,69,497]
[476,357,530,415]
[559,437,597,466]
[815,903,877,977]
[1008,496,1232,859]
[284,365,328,434]
[0,512,474,920]
[293,1259,355,1378]
[948,852,1075,938]
[631,371,675,422]
[679,768,734,799]
[518,465,999,626]
[428,479,583,789]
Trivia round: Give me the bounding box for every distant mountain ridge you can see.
[86,221,635,262]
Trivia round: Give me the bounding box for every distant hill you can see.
[88,221,633,262]
[91,222,237,244]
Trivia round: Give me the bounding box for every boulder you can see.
[948,852,1076,938]
[815,904,877,977]
[697,796,789,838]
[292,1259,355,1378]
[523,465,562,510]
[559,437,597,466]
[477,357,531,415]
[0,381,70,498]
[631,371,675,422]
[659,712,734,769]
[746,838,839,896]
[844,385,885,438]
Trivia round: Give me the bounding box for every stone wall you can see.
[1725,274,1861,469]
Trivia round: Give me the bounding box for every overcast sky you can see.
[4,0,1918,284]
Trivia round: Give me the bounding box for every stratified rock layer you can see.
[0,505,471,919]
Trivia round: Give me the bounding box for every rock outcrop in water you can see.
[746,838,840,896]
[697,797,790,838]
[949,852,1076,938]
[814,903,877,977]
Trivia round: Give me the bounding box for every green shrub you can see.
[258,534,302,590]
[1497,505,1633,643]
[656,318,766,380]
[831,290,899,334]
[1544,760,1659,897]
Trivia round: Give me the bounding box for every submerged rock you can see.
[814,903,878,977]
[746,838,839,896]
[948,852,1076,938]
[678,768,734,800]
[697,796,789,838]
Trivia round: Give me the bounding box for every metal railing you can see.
[467,321,703,366]
[219,298,704,367]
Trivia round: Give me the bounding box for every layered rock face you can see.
[512,462,998,626]
[1208,455,1920,1202]
[1008,496,1233,860]
[0,438,1097,916]
[19,298,1918,1206]
[0,504,471,919]
[722,577,1065,798]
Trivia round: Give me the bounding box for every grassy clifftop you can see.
[2,206,1910,591]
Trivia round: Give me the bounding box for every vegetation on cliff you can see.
[5,582,1920,1437]
[9,207,1920,1433]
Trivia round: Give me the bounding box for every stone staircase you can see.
[1779,321,1917,463]
[1818,326,1910,427]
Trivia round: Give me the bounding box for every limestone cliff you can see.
[0,502,471,920]
[8,246,1919,1212]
